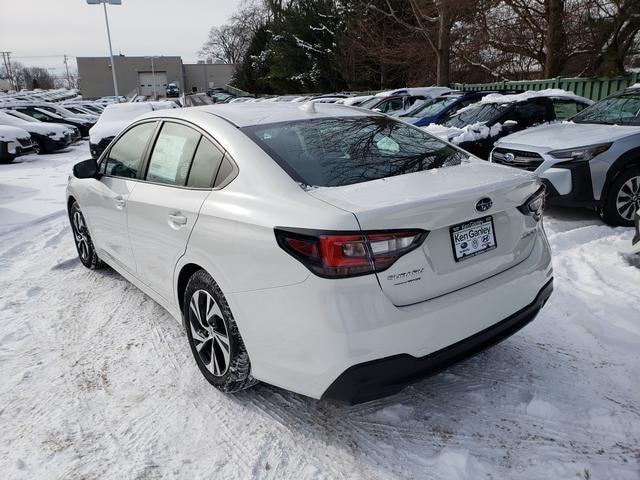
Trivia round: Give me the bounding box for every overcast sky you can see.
[0,0,243,74]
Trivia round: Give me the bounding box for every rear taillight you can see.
[518,185,546,221]
[275,227,428,278]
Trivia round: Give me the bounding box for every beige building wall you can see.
[183,63,236,93]
[77,56,185,99]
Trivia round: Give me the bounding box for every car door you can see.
[126,121,225,302]
[84,121,157,273]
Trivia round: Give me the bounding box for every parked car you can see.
[89,100,178,158]
[0,111,72,154]
[492,86,640,226]
[358,87,452,114]
[166,83,180,98]
[632,211,640,253]
[361,94,427,115]
[18,101,99,123]
[0,125,35,162]
[400,91,514,127]
[337,95,375,107]
[425,89,593,160]
[3,109,81,142]
[3,105,94,137]
[67,103,553,403]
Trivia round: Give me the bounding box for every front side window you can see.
[441,103,511,128]
[552,100,585,120]
[104,122,156,179]
[406,96,460,119]
[21,109,49,121]
[243,116,467,188]
[513,101,547,126]
[573,93,640,125]
[146,122,200,186]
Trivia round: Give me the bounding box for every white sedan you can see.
[66,102,553,403]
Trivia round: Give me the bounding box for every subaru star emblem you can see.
[476,197,493,212]
[504,152,515,163]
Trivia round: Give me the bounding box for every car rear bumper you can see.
[323,278,553,403]
[226,228,553,400]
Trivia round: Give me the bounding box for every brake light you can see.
[275,228,428,278]
[518,185,546,221]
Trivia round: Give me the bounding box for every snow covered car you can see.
[4,109,81,143]
[4,105,94,137]
[89,101,178,158]
[492,85,640,226]
[0,125,35,162]
[0,111,72,154]
[399,91,512,127]
[424,89,593,159]
[66,103,553,403]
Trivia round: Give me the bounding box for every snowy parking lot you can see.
[1,143,639,480]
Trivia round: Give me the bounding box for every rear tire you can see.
[69,201,104,269]
[601,166,640,226]
[184,270,257,393]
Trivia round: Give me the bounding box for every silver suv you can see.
[491,85,640,226]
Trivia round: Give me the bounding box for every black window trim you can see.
[98,117,239,191]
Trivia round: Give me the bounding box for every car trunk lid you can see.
[308,161,541,306]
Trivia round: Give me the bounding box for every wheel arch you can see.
[602,146,640,200]
[67,195,77,214]
[176,263,203,315]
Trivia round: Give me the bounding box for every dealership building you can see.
[77,55,236,99]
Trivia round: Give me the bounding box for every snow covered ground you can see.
[1,143,639,480]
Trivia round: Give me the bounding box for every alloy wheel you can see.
[188,289,231,377]
[616,175,640,221]
[71,208,90,261]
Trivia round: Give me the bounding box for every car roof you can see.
[141,102,382,128]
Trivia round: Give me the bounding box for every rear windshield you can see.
[242,116,467,187]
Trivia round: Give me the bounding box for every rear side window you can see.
[105,122,156,178]
[552,100,586,120]
[146,122,200,186]
[187,137,224,188]
[243,116,467,187]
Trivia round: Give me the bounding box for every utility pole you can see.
[63,54,72,89]
[1,51,16,91]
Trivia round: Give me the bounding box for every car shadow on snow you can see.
[221,331,621,476]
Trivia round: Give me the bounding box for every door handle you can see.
[114,196,126,209]
[168,213,188,226]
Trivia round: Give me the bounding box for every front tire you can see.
[69,201,104,269]
[602,166,640,226]
[184,270,257,393]
[34,139,44,155]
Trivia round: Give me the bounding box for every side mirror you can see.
[73,159,99,179]
[502,119,519,134]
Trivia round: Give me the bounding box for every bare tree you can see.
[199,0,266,64]
[584,0,640,75]
[367,0,480,86]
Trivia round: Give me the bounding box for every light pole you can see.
[145,56,159,100]
[87,0,121,98]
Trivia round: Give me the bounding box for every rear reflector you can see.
[275,227,428,278]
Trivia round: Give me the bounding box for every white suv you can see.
[491,86,640,226]
[67,103,553,403]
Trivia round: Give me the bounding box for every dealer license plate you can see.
[450,216,497,262]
